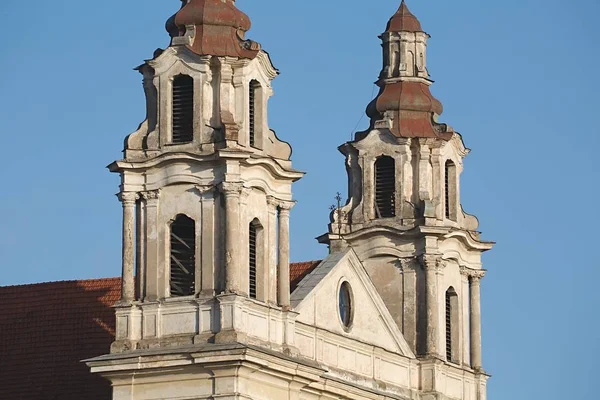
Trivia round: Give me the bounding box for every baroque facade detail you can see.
[86,2,495,400]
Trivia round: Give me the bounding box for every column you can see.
[220,182,243,294]
[136,197,146,300]
[470,270,485,370]
[119,192,138,302]
[141,190,160,301]
[421,254,440,357]
[278,201,294,308]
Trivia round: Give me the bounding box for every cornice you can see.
[443,230,495,252]
[242,156,305,182]
[109,152,221,172]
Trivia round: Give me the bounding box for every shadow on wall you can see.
[0,278,121,400]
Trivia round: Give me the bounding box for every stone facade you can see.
[87,1,494,399]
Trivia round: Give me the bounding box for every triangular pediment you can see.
[291,249,415,358]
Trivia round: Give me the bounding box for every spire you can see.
[360,0,452,140]
[386,0,423,33]
[165,0,261,59]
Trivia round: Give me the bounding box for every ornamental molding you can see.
[255,51,279,80]
[140,190,160,201]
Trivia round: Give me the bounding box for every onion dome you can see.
[166,0,260,59]
[386,0,423,33]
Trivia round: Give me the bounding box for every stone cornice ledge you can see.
[85,343,323,376]
[108,152,222,172]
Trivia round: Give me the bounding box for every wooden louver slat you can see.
[249,223,257,299]
[172,75,194,144]
[170,215,195,297]
[374,156,396,218]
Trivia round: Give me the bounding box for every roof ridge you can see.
[0,276,121,289]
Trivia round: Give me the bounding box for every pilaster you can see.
[419,254,443,359]
[141,190,160,301]
[278,201,295,308]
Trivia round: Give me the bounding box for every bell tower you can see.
[320,0,494,390]
[109,0,303,352]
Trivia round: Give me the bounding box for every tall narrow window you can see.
[446,287,459,363]
[170,215,195,297]
[248,221,258,299]
[172,74,194,144]
[249,80,260,148]
[445,160,457,220]
[374,156,396,218]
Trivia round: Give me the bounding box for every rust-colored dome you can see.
[166,0,260,59]
[386,0,423,33]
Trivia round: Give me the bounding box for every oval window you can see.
[339,282,353,328]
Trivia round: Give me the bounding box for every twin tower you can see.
[96,1,493,399]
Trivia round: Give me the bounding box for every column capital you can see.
[118,192,139,205]
[399,257,419,272]
[219,182,244,197]
[140,190,160,201]
[417,254,442,271]
[278,201,296,213]
[460,267,486,281]
[266,196,280,215]
[470,269,486,282]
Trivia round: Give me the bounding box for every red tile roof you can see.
[0,278,120,400]
[0,262,322,399]
[290,260,322,292]
[165,0,260,59]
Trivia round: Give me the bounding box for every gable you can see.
[292,250,414,357]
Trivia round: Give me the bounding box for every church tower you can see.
[87,2,494,399]
[108,0,303,353]
[320,0,494,377]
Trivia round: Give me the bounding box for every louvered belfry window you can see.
[445,160,456,219]
[374,156,396,218]
[249,80,260,148]
[446,290,453,361]
[170,215,195,297]
[249,222,258,299]
[445,161,451,218]
[172,74,194,144]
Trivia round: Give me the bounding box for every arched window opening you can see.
[172,74,194,144]
[249,221,258,299]
[445,160,457,220]
[374,156,396,218]
[446,287,459,363]
[170,215,195,297]
[249,80,261,148]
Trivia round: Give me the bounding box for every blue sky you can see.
[0,0,598,398]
